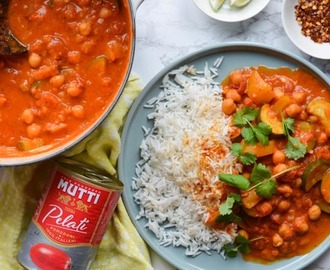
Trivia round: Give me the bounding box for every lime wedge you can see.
[230,0,252,7]
[209,0,225,12]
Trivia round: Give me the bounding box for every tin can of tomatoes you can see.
[17,158,123,270]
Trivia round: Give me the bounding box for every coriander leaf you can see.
[242,107,259,122]
[254,122,272,145]
[217,212,241,223]
[256,179,277,198]
[283,117,295,136]
[239,152,257,165]
[235,234,251,254]
[230,143,243,157]
[219,196,236,215]
[250,163,271,185]
[233,107,259,127]
[223,244,238,258]
[285,136,307,160]
[219,174,250,190]
[242,127,257,145]
[230,143,256,165]
[217,194,242,223]
[229,192,242,203]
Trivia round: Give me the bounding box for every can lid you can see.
[55,157,123,190]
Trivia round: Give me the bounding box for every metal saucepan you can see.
[0,0,143,166]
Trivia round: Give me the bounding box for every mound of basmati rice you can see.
[133,62,241,257]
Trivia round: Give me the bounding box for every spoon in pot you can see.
[0,0,27,55]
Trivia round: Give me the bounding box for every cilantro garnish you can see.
[230,143,257,165]
[233,107,259,127]
[282,117,307,160]
[218,174,250,190]
[222,235,263,258]
[219,164,299,198]
[233,107,272,146]
[217,193,242,223]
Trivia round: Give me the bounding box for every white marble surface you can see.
[131,0,330,269]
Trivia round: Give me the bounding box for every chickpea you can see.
[272,233,284,247]
[277,184,293,198]
[225,89,241,103]
[316,132,328,144]
[308,115,319,123]
[299,110,308,120]
[50,74,65,87]
[28,53,42,68]
[72,105,85,119]
[308,205,321,221]
[277,200,291,213]
[21,109,34,124]
[243,97,253,107]
[229,71,244,85]
[222,98,236,115]
[27,123,42,138]
[256,202,273,217]
[67,80,83,97]
[272,150,286,164]
[99,7,111,18]
[294,216,309,234]
[285,104,303,118]
[270,213,282,224]
[67,51,81,64]
[79,21,92,36]
[237,230,249,240]
[272,163,288,175]
[273,87,284,99]
[278,223,295,240]
[293,91,307,104]
[295,177,302,188]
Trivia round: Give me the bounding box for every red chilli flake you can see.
[294,0,330,43]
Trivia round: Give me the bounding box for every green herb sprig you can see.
[233,107,272,146]
[219,163,299,198]
[282,117,307,160]
[230,143,257,165]
[222,235,264,258]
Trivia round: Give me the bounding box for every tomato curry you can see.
[0,0,132,157]
[207,66,330,262]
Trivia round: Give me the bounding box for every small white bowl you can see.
[192,0,270,22]
[282,0,330,60]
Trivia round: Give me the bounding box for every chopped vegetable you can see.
[316,197,330,214]
[241,189,262,209]
[88,55,107,74]
[302,159,330,191]
[272,95,294,118]
[17,138,44,151]
[260,104,284,134]
[242,140,276,157]
[321,171,330,203]
[246,71,274,105]
[307,99,330,136]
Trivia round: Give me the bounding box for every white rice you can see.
[133,60,240,257]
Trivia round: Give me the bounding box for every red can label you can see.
[34,168,121,246]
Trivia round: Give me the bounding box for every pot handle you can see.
[131,0,144,14]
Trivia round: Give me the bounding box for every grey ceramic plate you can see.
[118,42,330,270]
